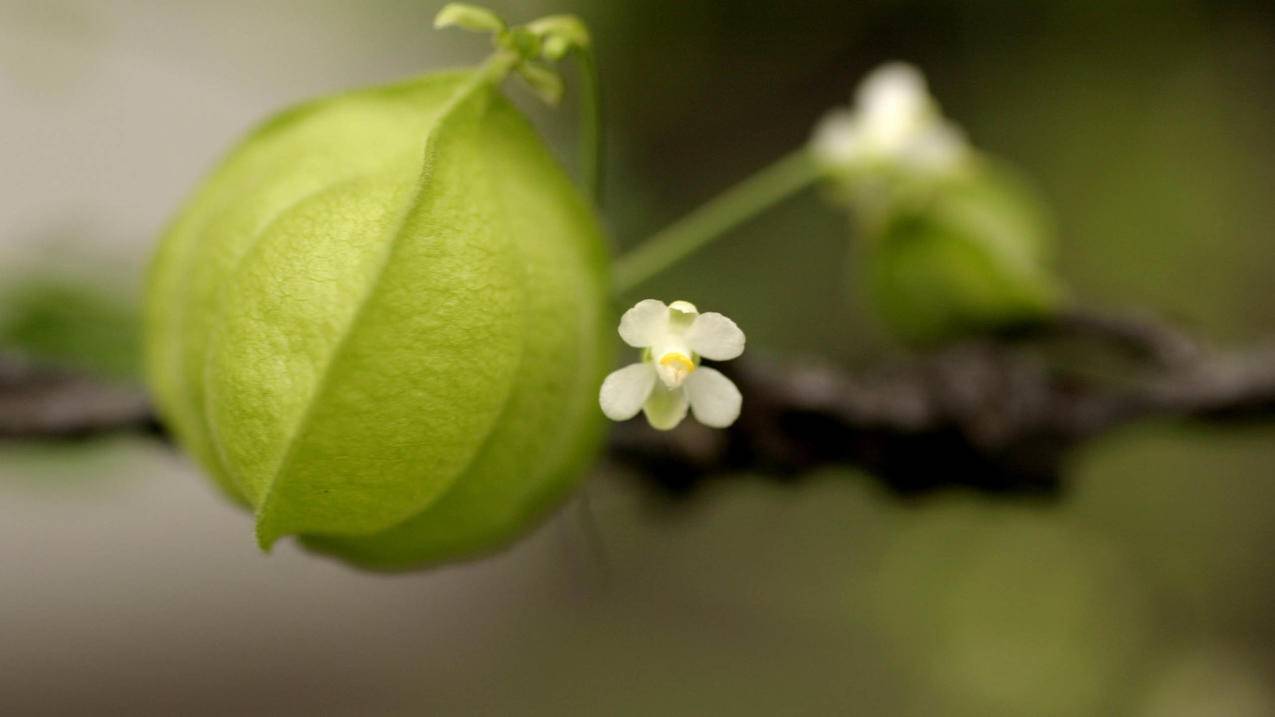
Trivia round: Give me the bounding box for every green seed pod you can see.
[145,66,612,570]
[864,161,1064,345]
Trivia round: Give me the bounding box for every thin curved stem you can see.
[576,48,602,204]
[613,148,821,295]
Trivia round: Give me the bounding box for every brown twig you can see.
[0,356,157,439]
[5,308,1275,498]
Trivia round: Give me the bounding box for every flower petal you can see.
[857,62,929,126]
[684,367,741,428]
[618,299,669,348]
[642,383,689,431]
[599,363,656,421]
[686,312,745,361]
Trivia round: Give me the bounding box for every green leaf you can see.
[146,68,612,567]
[866,162,1064,344]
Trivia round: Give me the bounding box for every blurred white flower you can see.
[811,62,968,178]
[599,299,744,431]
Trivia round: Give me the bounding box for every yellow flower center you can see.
[657,352,695,388]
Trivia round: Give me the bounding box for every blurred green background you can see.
[2,1,1275,714]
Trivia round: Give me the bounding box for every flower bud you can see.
[865,161,1063,344]
[145,68,612,569]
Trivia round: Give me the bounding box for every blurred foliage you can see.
[0,277,141,380]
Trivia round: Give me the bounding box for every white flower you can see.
[598,299,745,431]
[810,62,967,178]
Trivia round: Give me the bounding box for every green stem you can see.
[613,148,821,295]
[470,50,521,94]
[576,48,602,204]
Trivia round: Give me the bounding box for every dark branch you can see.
[1048,306,1206,368]
[0,356,158,440]
[5,308,1275,499]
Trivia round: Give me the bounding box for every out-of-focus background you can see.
[3,1,1275,714]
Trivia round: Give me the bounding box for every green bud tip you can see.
[433,3,506,34]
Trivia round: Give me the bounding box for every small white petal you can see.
[900,122,967,174]
[667,300,699,319]
[857,62,929,125]
[618,299,668,348]
[686,312,746,361]
[642,383,689,431]
[684,367,742,428]
[599,363,656,421]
